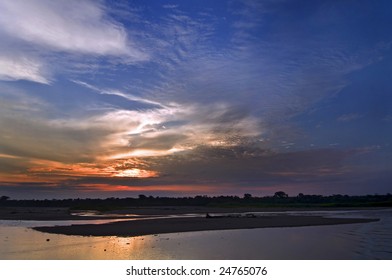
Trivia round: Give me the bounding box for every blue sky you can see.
[0,0,391,198]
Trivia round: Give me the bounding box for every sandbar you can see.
[33,215,378,237]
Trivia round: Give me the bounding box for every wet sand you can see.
[33,215,379,237]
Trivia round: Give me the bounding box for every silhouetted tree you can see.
[0,195,10,201]
[243,193,252,199]
[273,191,288,198]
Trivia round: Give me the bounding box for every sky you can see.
[0,0,391,199]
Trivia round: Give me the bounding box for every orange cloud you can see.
[75,183,220,193]
[25,158,159,180]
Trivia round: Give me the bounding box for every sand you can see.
[33,215,379,237]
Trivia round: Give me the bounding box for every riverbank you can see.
[0,207,135,220]
[0,205,385,220]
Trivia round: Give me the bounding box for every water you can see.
[0,209,391,259]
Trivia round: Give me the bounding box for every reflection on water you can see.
[0,209,391,259]
[0,226,167,260]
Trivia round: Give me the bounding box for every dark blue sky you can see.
[0,0,391,198]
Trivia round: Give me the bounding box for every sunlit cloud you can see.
[23,158,159,181]
[71,80,165,107]
[0,54,49,84]
[108,147,189,159]
[75,183,220,194]
[0,153,21,159]
[114,168,158,178]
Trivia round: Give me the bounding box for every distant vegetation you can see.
[1,192,392,210]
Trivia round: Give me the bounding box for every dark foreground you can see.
[34,215,378,237]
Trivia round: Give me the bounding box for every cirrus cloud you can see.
[0,0,147,58]
[0,54,49,84]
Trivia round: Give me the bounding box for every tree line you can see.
[1,192,392,209]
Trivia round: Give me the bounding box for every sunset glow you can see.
[114,169,158,178]
[0,0,391,199]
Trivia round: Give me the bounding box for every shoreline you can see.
[33,215,379,237]
[0,206,387,220]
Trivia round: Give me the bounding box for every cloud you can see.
[337,113,363,122]
[0,0,147,59]
[138,6,216,70]
[383,115,392,122]
[1,1,391,198]
[142,146,355,185]
[0,82,263,181]
[16,145,358,196]
[0,54,49,84]
[163,4,179,9]
[0,0,149,84]
[72,80,165,108]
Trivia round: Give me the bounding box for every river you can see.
[0,209,391,259]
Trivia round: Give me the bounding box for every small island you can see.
[33,214,378,237]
